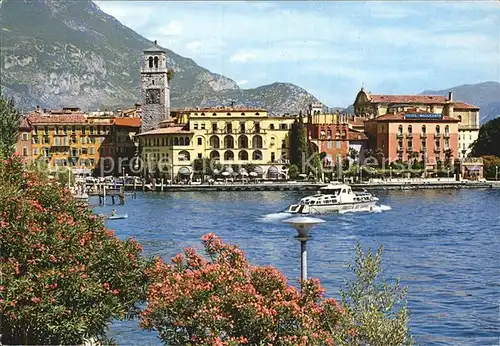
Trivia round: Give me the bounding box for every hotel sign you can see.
[404,113,442,119]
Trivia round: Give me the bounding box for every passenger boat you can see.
[286,183,379,214]
[99,213,128,220]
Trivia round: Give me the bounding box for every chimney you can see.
[448,91,453,102]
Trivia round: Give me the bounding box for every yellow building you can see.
[27,112,113,174]
[137,107,296,180]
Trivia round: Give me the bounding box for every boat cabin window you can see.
[320,188,341,195]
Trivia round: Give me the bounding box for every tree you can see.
[482,155,500,179]
[0,93,21,158]
[340,242,413,346]
[1,156,151,344]
[287,164,299,180]
[290,116,308,173]
[443,149,453,169]
[348,148,359,162]
[167,68,175,83]
[471,117,500,157]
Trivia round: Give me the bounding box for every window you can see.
[436,125,440,134]
[33,148,38,155]
[255,123,261,133]
[252,135,263,149]
[445,125,449,134]
[89,147,95,155]
[398,125,403,135]
[210,150,220,160]
[270,124,275,130]
[224,150,234,161]
[336,141,341,149]
[252,150,262,160]
[22,133,28,141]
[271,152,276,162]
[240,122,246,132]
[22,147,28,156]
[193,123,198,130]
[408,125,412,134]
[280,124,288,130]
[184,137,190,145]
[201,123,205,130]
[444,138,450,150]
[198,153,202,159]
[197,137,202,146]
[238,150,248,161]
[212,123,217,133]
[422,125,426,134]
[210,136,220,149]
[327,130,332,139]
[81,147,88,155]
[407,138,413,150]
[226,122,232,133]
[327,141,333,149]
[238,135,248,148]
[224,135,234,149]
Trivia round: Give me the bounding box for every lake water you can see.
[97,189,500,345]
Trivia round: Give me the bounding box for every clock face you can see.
[146,89,160,104]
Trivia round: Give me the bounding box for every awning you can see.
[178,166,191,175]
[253,166,263,174]
[466,166,481,171]
[268,166,279,173]
[224,166,234,174]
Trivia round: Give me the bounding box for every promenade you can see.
[87,178,498,193]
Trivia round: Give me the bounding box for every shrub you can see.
[141,233,348,345]
[0,156,151,344]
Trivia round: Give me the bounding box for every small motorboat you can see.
[99,213,128,220]
[286,183,379,214]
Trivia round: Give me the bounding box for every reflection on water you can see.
[98,189,500,346]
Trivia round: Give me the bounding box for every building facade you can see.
[137,108,296,179]
[364,110,459,169]
[15,118,33,159]
[306,112,367,167]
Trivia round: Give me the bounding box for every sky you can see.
[94,1,500,107]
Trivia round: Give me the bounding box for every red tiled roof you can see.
[27,114,87,124]
[173,107,267,114]
[347,130,368,140]
[368,94,447,104]
[453,102,479,110]
[114,117,141,127]
[374,111,459,122]
[136,126,191,136]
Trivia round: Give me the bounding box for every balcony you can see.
[420,133,427,138]
[434,147,441,153]
[51,142,69,147]
[397,147,404,152]
[443,133,450,138]
[407,147,414,153]
[396,133,404,138]
[407,133,413,138]
[435,133,442,138]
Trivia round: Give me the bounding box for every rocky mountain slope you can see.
[421,81,500,124]
[0,0,321,115]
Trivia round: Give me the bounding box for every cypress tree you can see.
[0,93,21,158]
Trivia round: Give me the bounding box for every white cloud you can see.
[229,51,260,63]
[159,20,183,36]
[237,79,249,86]
[186,38,225,55]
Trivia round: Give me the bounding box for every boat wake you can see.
[258,212,291,223]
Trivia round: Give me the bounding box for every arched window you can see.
[238,135,248,148]
[422,125,426,134]
[224,150,234,161]
[445,125,449,134]
[252,135,263,149]
[154,56,159,68]
[148,56,153,68]
[408,125,412,134]
[252,150,263,160]
[184,137,190,145]
[210,150,220,161]
[209,135,220,149]
[398,125,403,135]
[238,150,248,161]
[224,135,234,149]
[174,137,179,146]
[436,125,440,134]
[178,150,190,161]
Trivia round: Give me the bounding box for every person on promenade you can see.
[111,209,117,216]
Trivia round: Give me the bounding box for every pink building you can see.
[364,109,459,169]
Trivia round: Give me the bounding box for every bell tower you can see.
[140,40,171,132]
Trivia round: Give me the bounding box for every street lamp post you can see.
[390,167,392,181]
[496,166,498,181]
[283,216,325,283]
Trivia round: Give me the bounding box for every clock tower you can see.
[140,40,171,132]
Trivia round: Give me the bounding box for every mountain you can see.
[421,81,500,124]
[0,0,321,115]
